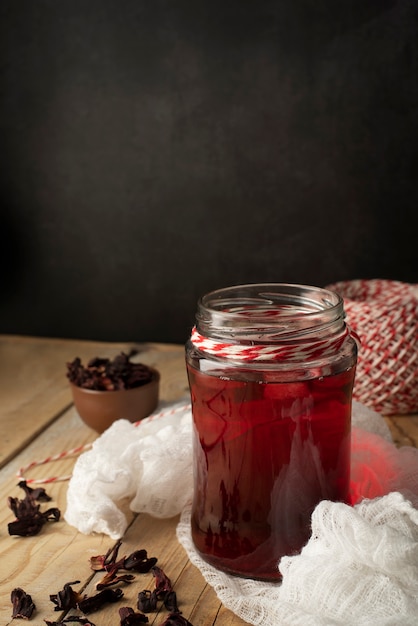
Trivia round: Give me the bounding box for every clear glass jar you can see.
[185,283,357,581]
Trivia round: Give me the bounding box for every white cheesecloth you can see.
[65,401,418,625]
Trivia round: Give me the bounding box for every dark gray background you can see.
[1,1,417,344]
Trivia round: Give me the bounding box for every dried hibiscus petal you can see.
[66,353,154,391]
[137,589,158,613]
[50,581,84,611]
[163,591,179,613]
[42,507,61,522]
[124,550,157,573]
[119,606,149,625]
[89,554,107,571]
[8,507,61,536]
[91,541,157,588]
[96,566,135,590]
[8,514,45,537]
[8,484,60,537]
[91,539,123,570]
[78,587,124,614]
[8,494,34,519]
[96,559,135,589]
[18,480,52,502]
[151,566,173,598]
[11,587,36,619]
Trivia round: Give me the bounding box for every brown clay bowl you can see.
[69,367,160,433]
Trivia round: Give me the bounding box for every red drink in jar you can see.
[186,284,357,580]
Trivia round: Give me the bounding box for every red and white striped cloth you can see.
[326,279,418,415]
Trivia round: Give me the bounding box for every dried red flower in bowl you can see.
[66,353,160,433]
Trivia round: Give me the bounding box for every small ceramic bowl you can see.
[69,367,160,433]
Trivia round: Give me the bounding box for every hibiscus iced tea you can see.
[187,364,355,580]
[186,283,357,580]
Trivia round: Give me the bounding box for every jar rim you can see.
[196,283,344,340]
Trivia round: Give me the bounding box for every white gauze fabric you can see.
[65,403,193,538]
[177,492,418,626]
[65,400,418,625]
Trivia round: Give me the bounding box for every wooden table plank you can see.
[73,512,247,626]
[384,414,418,448]
[0,409,104,624]
[0,405,248,625]
[0,335,130,467]
[0,335,189,468]
[0,336,247,625]
[1,335,417,626]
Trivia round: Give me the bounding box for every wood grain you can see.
[0,407,248,625]
[384,414,418,448]
[0,335,189,468]
[0,335,246,625]
[0,335,417,626]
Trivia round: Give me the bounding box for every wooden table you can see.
[0,335,417,626]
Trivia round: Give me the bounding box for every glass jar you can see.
[185,283,358,581]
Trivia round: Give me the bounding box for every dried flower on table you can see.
[8,483,61,537]
[89,541,121,571]
[163,591,179,613]
[152,566,173,598]
[50,581,124,616]
[119,606,149,625]
[90,539,127,570]
[93,542,134,589]
[12,541,190,624]
[137,566,180,616]
[124,549,158,573]
[136,589,158,613]
[18,480,52,502]
[78,588,124,614]
[96,568,135,590]
[50,581,84,611]
[66,353,154,391]
[90,541,157,589]
[11,587,36,619]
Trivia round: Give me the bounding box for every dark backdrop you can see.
[1,1,417,344]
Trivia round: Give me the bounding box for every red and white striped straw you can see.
[17,443,93,485]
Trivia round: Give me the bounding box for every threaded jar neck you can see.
[196,283,345,343]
